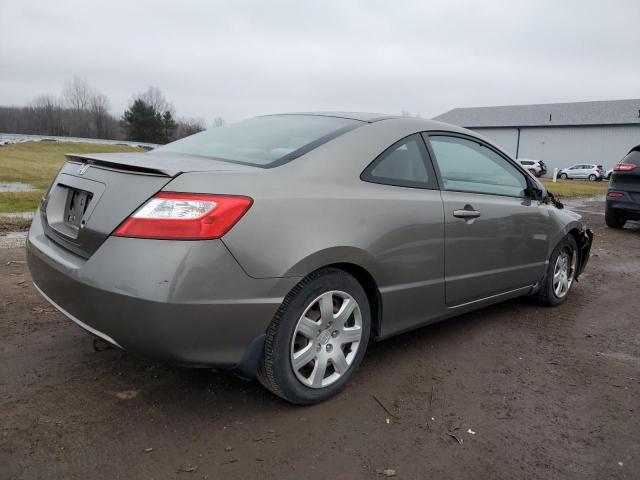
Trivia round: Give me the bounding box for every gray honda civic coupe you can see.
[27,113,593,404]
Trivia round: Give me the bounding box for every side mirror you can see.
[526,177,546,200]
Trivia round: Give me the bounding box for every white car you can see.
[516,159,545,177]
[605,168,613,180]
[558,164,604,181]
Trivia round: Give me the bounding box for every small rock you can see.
[178,465,198,473]
[115,390,139,400]
[382,469,397,477]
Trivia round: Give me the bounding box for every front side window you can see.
[361,134,436,189]
[155,115,362,167]
[428,135,527,197]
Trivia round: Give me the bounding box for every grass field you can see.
[0,141,143,215]
[540,178,608,198]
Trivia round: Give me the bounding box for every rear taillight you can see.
[613,163,637,172]
[113,192,252,240]
[607,192,625,198]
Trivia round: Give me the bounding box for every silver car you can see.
[27,113,593,404]
[559,163,604,181]
[516,158,542,177]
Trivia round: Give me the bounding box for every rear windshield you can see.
[155,115,362,167]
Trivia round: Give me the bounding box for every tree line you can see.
[0,76,224,144]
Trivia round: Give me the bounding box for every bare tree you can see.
[139,86,174,115]
[32,95,65,135]
[89,92,111,138]
[63,75,92,111]
[213,117,226,127]
[175,117,206,139]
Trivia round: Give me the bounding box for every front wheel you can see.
[258,268,371,404]
[535,235,578,306]
[559,173,568,180]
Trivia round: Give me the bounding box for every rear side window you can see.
[624,150,640,166]
[155,115,362,167]
[428,135,527,198]
[361,134,437,189]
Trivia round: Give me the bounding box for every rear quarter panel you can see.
[165,119,454,335]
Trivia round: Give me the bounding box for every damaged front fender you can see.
[575,228,593,280]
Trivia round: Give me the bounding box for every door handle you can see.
[453,206,481,219]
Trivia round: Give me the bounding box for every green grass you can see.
[540,179,608,199]
[0,141,143,214]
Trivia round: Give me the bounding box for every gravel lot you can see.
[2,202,639,480]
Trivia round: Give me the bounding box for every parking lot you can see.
[1,201,639,480]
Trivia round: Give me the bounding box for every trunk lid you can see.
[41,151,256,258]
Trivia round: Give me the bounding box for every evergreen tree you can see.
[122,88,177,143]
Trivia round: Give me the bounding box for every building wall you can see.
[473,128,519,157]
[472,125,640,175]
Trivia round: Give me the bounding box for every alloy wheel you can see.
[290,291,362,388]
[553,247,577,298]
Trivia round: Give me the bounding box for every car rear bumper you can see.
[607,197,640,220]
[27,211,300,372]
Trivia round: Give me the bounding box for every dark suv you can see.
[606,145,640,228]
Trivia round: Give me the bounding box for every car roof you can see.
[263,112,469,133]
[267,111,402,122]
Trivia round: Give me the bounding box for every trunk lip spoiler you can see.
[66,155,170,177]
[65,151,263,177]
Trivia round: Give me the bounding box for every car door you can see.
[576,164,589,178]
[567,165,580,178]
[425,133,551,306]
[360,133,446,336]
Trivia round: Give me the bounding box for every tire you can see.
[534,235,578,307]
[559,173,568,180]
[605,209,626,229]
[257,268,371,404]
[588,174,597,181]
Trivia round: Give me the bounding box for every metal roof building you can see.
[434,99,640,174]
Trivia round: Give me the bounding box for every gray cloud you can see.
[1,0,638,124]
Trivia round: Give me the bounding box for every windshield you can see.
[155,115,363,167]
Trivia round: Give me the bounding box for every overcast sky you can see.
[1,0,638,124]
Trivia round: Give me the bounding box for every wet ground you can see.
[0,182,36,193]
[1,202,639,480]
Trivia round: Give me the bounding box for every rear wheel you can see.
[588,174,597,181]
[535,235,578,306]
[605,209,626,229]
[559,173,568,180]
[258,268,371,404]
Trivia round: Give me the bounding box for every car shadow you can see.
[84,294,542,413]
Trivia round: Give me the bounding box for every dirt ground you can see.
[2,202,639,480]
